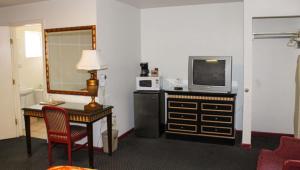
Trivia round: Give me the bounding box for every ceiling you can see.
[0,0,242,8]
[117,0,242,9]
[0,0,48,7]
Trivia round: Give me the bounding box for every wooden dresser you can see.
[165,90,236,145]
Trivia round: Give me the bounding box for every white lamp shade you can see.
[77,50,101,70]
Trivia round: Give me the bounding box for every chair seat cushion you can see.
[49,125,87,142]
[257,149,285,170]
[70,125,87,141]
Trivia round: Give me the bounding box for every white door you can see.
[0,26,17,140]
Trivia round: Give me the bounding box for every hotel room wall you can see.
[141,2,244,130]
[0,0,101,146]
[97,0,141,137]
[0,0,96,103]
[0,0,141,147]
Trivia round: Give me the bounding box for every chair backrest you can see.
[42,106,71,143]
[275,136,300,160]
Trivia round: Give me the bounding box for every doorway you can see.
[11,23,47,139]
[251,16,300,134]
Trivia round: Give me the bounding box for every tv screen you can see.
[188,56,232,93]
[193,60,226,86]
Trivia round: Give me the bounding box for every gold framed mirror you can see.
[45,25,96,96]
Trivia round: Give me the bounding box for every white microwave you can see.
[136,77,161,91]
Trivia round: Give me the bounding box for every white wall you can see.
[0,0,97,103]
[0,0,96,28]
[247,0,300,17]
[2,0,298,147]
[252,18,300,134]
[243,0,300,144]
[141,2,244,129]
[0,0,140,147]
[97,0,140,137]
[0,0,101,145]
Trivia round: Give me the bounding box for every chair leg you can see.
[48,142,52,165]
[68,143,72,165]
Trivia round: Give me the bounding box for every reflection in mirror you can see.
[45,25,96,95]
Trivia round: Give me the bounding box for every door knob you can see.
[245,88,250,93]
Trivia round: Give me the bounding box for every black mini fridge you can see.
[134,90,165,138]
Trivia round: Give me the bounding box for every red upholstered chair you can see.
[257,136,300,170]
[42,106,88,165]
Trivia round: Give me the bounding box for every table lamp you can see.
[77,50,102,110]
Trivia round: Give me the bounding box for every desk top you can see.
[23,102,113,123]
[24,102,112,113]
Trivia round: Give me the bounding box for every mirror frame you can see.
[44,25,96,96]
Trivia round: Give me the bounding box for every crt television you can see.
[188,56,232,93]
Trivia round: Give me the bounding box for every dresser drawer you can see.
[168,123,197,133]
[168,112,197,121]
[201,125,232,136]
[168,101,198,110]
[201,103,233,112]
[201,114,232,124]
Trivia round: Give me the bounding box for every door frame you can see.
[0,26,18,139]
[10,19,45,137]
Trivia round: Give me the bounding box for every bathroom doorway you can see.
[11,23,47,139]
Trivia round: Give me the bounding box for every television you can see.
[188,56,232,93]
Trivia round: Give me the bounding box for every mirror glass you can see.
[45,25,96,95]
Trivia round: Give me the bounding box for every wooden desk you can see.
[23,102,113,168]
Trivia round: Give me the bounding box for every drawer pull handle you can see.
[214,129,218,132]
[181,104,184,107]
[216,106,218,109]
[215,117,218,120]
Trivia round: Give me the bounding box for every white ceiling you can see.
[0,0,242,8]
[117,0,242,9]
[0,0,48,7]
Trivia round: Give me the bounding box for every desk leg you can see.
[24,115,31,156]
[107,114,112,156]
[87,123,94,168]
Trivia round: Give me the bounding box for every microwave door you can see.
[139,80,152,87]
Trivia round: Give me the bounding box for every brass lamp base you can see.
[84,70,103,111]
[84,101,103,111]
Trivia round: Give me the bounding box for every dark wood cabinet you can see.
[165,90,236,144]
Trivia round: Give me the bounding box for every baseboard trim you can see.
[251,131,293,137]
[236,130,293,138]
[241,143,252,151]
[91,146,103,153]
[119,128,134,140]
[75,128,134,153]
[236,130,293,151]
